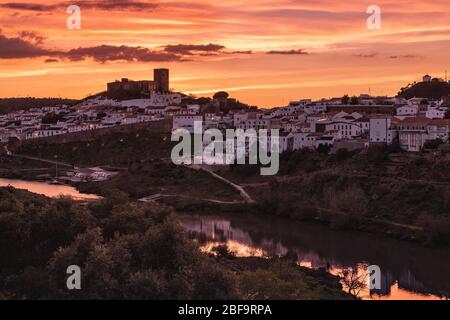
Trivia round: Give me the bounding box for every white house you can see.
[145,106,165,115]
[369,117,394,144]
[398,131,428,152]
[423,74,432,82]
[354,117,370,134]
[426,107,446,119]
[173,114,203,133]
[396,105,418,117]
[233,111,259,127]
[325,121,363,139]
[426,119,450,141]
[204,113,221,129]
[394,116,429,151]
[237,118,274,131]
[31,126,67,138]
[187,104,200,114]
[279,132,294,153]
[292,132,315,149]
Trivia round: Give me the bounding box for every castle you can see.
[107,68,169,94]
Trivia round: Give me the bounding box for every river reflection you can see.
[178,213,450,300]
[0,178,101,200]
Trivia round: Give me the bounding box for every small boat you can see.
[49,179,64,185]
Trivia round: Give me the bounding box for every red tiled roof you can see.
[429,119,450,125]
[399,116,430,124]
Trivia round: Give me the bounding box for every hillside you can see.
[220,147,450,246]
[78,89,257,113]
[398,81,450,99]
[5,121,450,246]
[0,98,79,114]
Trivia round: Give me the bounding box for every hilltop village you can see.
[1,71,450,155]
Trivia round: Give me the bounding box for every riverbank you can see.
[3,154,447,247]
[0,178,101,200]
[3,128,449,247]
[179,211,450,300]
[0,186,353,300]
[217,147,450,247]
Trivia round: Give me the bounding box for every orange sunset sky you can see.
[0,0,449,107]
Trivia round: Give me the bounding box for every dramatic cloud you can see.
[0,32,57,58]
[231,50,253,54]
[388,55,420,59]
[78,0,158,11]
[0,31,229,62]
[63,45,183,62]
[1,0,449,106]
[0,2,57,11]
[18,30,46,45]
[352,53,378,58]
[163,43,225,55]
[0,1,157,12]
[266,49,308,55]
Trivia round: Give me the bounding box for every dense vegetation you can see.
[398,80,450,99]
[221,146,450,246]
[0,187,351,299]
[0,187,237,299]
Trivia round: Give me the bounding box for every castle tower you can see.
[154,68,169,92]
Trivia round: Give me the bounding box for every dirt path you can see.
[9,153,74,168]
[188,164,256,204]
[138,193,243,205]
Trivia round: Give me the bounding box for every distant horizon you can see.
[0,0,449,107]
[0,72,443,109]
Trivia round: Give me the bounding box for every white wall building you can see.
[369,117,394,144]
[173,114,203,133]
[396,105,418,117]
[426,107,446,119]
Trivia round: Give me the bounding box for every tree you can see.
[41,113,64,124]
[423,139,444,149]
[317,144,331,154]
[0,189,239,300]
[350,96,359,105]
[444,109,450,119]
[196,97,211,105]
[341,95,350,104]
[213,91,229,100]
[339,265,368,297]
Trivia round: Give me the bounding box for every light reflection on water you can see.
[179,214,450,300]
[0,178,101,200]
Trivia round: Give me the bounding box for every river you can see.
[1,178,448,300]
[0,178,101,200]
[178,212,450,300]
